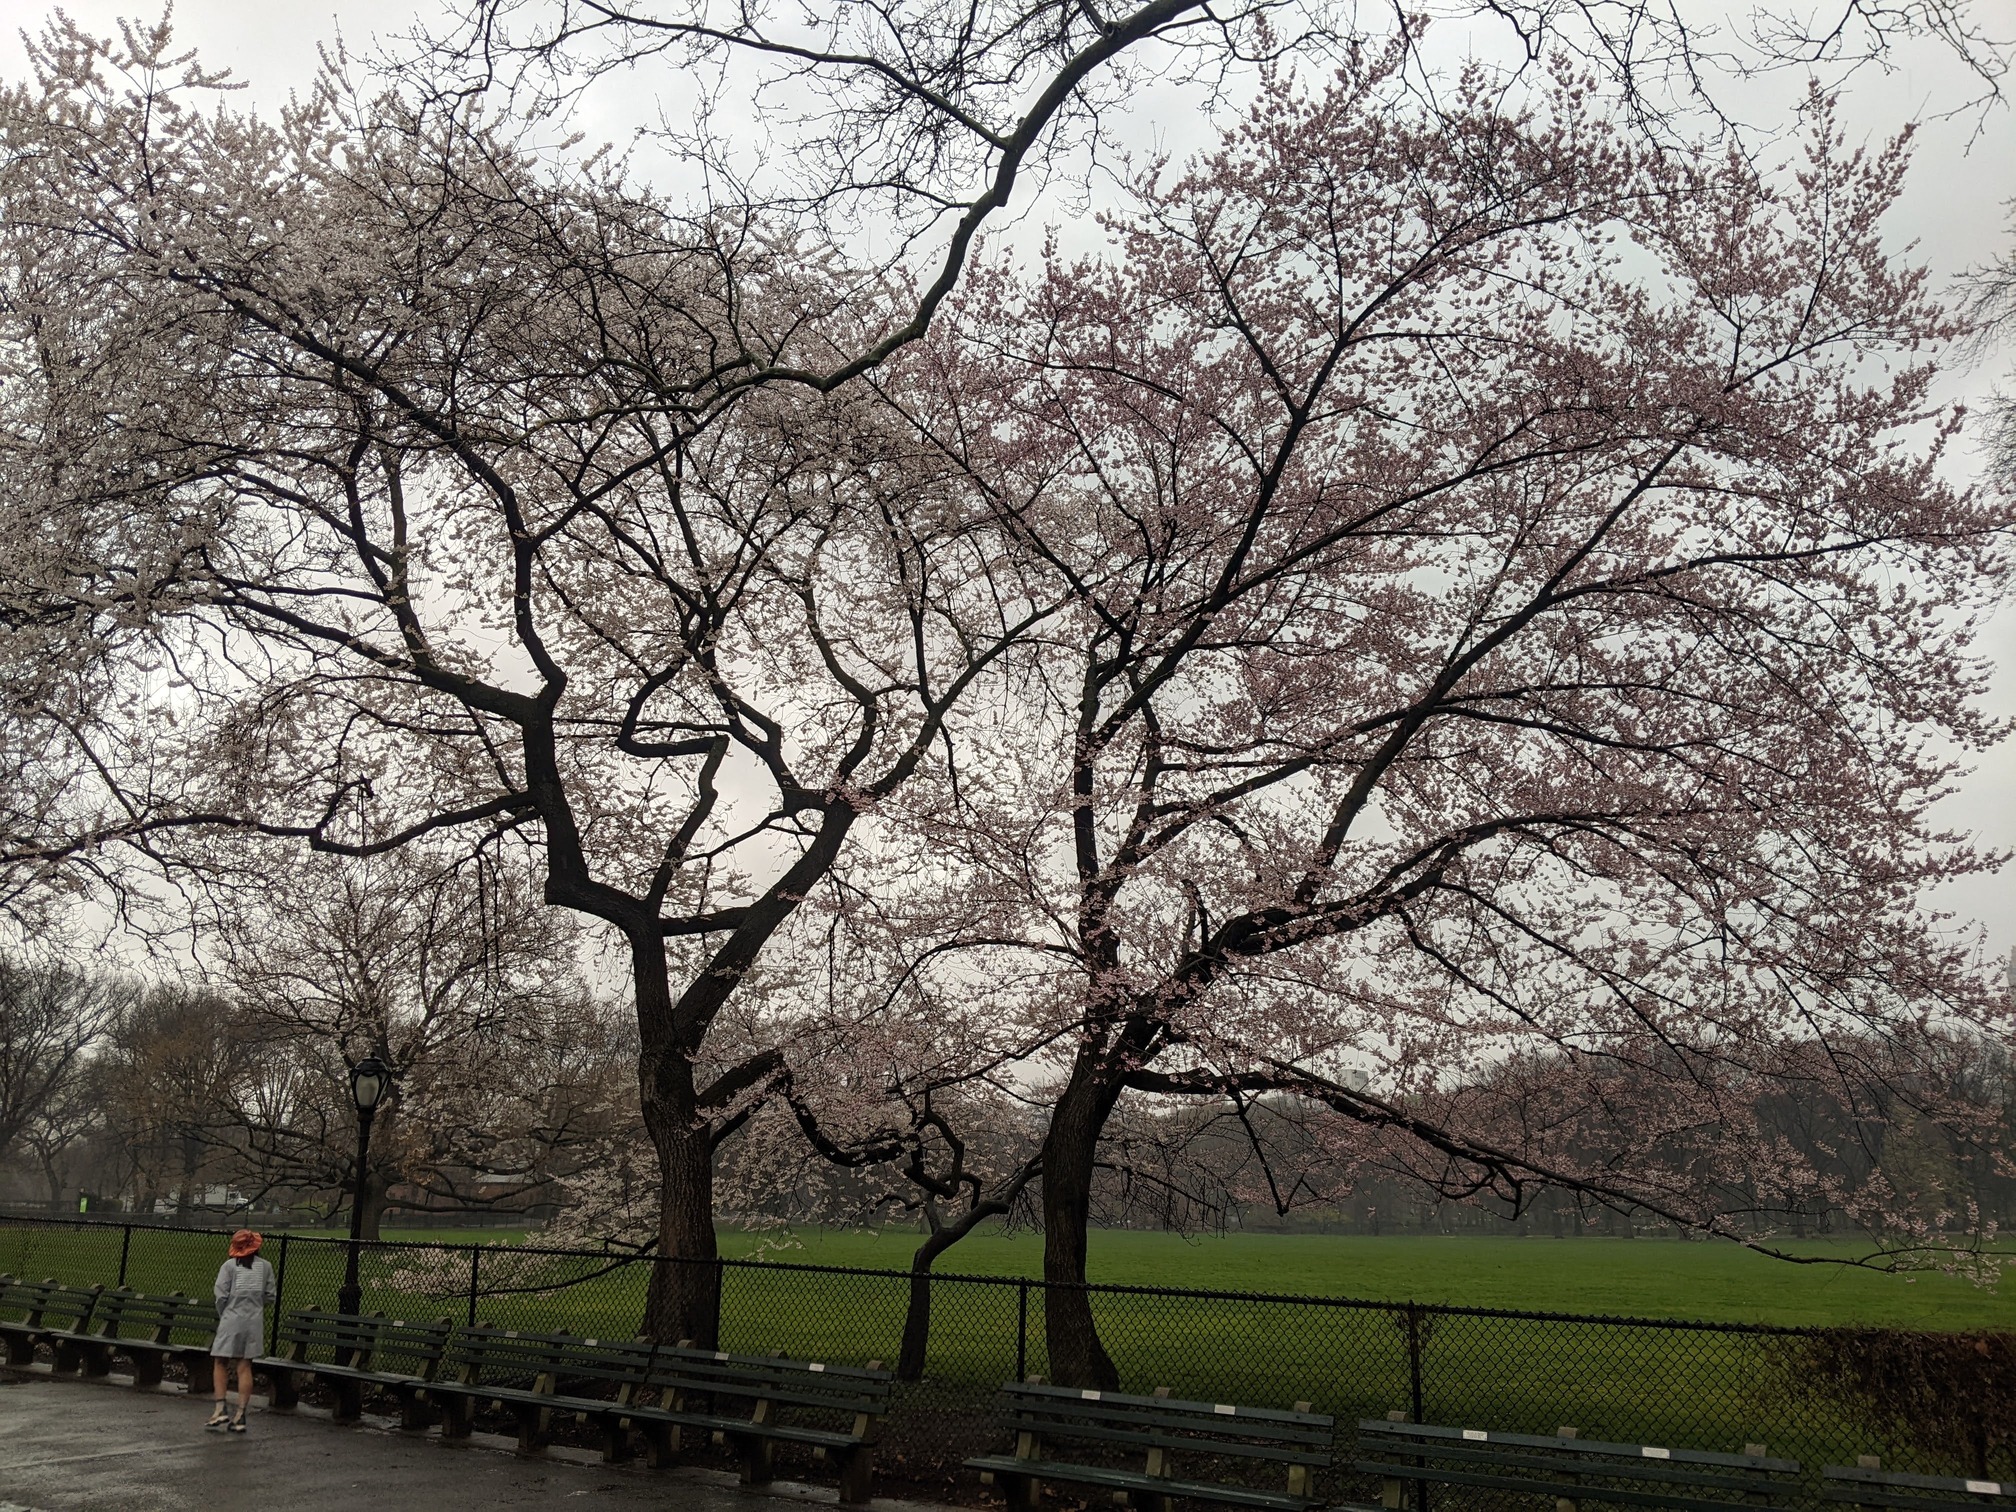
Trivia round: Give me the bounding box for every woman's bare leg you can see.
[235,1359,253,1414]
[211,1358,227,1402]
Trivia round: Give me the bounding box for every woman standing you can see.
[206,1230,275,1432]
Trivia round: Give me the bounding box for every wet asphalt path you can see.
[0,1371,936,1512]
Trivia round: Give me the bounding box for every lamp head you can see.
[350,1055,393,1114]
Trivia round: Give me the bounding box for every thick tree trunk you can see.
[645,1120,721,1346]
[357,1174,389,1241]
[1039,1056,1121,1389]
[175,1133,200,1218]
[634,940,721,1347]
[897,1228,959,1381]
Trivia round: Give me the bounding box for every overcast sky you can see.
[7,2,2013,958]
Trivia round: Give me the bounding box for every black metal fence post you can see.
[467,1245,480,1327]
[1405,1301,1425,1422]
[116,1223,132,1288]
[1405,1303,1428,1512]
[269,1234,289,1354]
[1016,1278,1030,1380]
[712,1256,726,1350]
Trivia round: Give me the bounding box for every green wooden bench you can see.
[1350,1417,1804,1512]
[1824,1458,2016,1512]
[78,1289,216,1386]
[0,1275,103,1373]
[424,1327,658,1456]
[636,1342,895,1503]
[426,1328,893,1504]
[258,1308,454,1426]
[965,1380,1334,1512]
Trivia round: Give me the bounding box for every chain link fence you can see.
[0,1213,2004,1502]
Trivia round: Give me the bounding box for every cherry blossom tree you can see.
[887,54,2016,1383]
[0,16,1082,1341]
[774,993,1047,1378]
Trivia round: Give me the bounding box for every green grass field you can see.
[703,1228,2016,1330]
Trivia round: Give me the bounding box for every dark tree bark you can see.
[1038,1053,1124,1389]
[895,1187,1028,1381]
[895,1227,960,1381]
[357,1172,390,1242]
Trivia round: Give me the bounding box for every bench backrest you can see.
[443,1326,656,1396]
[277,1308,388,1367]
[271,1309,451,1376]
[15,1279,101,1334]
[92,1289,214,1344]
[1825,1464,2016,1512]
[648,1345,893,1421]
[1002,1382,1333,1467]
[0,1282,94,1338]
[0,1274,47,1323]
[1356,1421,1802,1506]
[367,1317,455,1379]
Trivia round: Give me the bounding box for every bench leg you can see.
[2,1335,32,1369]
[639,1422,678,1468]
[736,1433,777,1488]
[79,1344,113,1379]
[395,1387,434,1432]
[1001,1471,1043,1510]
[267,1369,299,1410]
[332,1378,363,1425]
[51,1340,85,1374]
[133,1353,165,1389]
[438,1397,474,1441]
[514,1404,550,1456]
[837,1445,876,1506]
[593,1413,633,1463]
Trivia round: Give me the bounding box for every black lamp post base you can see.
[339,1098,380,1324]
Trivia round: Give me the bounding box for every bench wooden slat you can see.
[1358,1422,1801,1474]
[1358,1442,1796,1495]
[1825,1468,2016,1499]
[427,1327,885,1504]
[1822,1491,2007,1512]
[259,1308,453,1428]
[967,1455,1319,1512]
[1007,1401,1332,1448]
[1013,1382,1329,1432]
[1365,1461,1799,1512]
[644,1345,891,1399]
[967,1380,1335,1512]
[1823,1493,2016,1512]
[0,1278,102,1372]
[77,1290,216,1387]
[1004,1413,1332,1466]
[660,1344,890,1381]
[1354,1418,1803,1512]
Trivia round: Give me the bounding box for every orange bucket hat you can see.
[228,1229,262,1258]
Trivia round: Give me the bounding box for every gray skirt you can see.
[210,1310,263,1359]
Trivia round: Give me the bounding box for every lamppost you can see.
[336,1056,393,1316]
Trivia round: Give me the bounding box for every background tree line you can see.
[0,846,636,1236]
